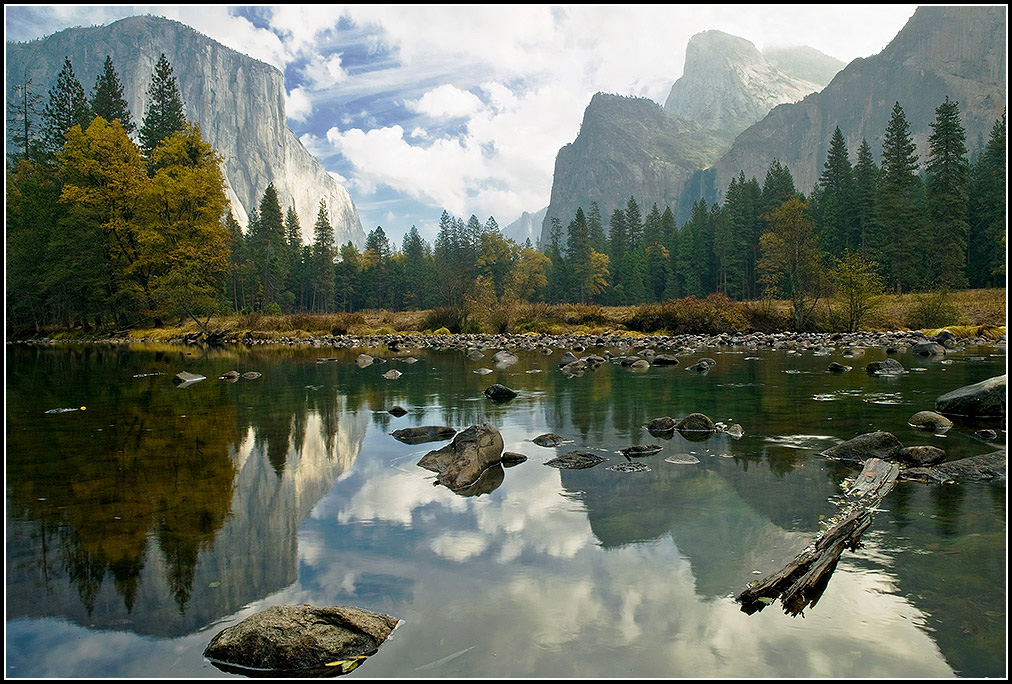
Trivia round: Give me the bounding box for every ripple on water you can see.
[764,434,839,450]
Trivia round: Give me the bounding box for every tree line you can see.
[6,54,1006,334]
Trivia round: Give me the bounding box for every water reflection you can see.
[5,341,1006,677]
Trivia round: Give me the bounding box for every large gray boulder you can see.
[417,424,504,490]
[866,358,905,375]
[935,375,1006,418]
[203,605,399,676]
[821,431,904,463]
[900,450,1006,484]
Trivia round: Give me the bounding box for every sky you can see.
[4,4,919,244]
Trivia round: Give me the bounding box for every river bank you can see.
[8,288,1006,346]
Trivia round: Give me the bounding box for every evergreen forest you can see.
[6,56,1007,336]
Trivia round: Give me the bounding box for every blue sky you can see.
[5,5,918,244]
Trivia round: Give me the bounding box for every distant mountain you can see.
[5,15,366,247]
[503,207,547,246]
[701,5,1007,208]
[541,31,840,244]
[663,30,840,137]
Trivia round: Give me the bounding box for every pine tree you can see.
[587,201,607,253]
[90,56,134,134]
[814,126,856,254]
[311,200,336,312]
[42,57,92,154]
[852,138,879,254]
[566,207,592,302]
[925,97,970,288]
[874,102,925,293]
[6,69,45,163]
[967,113,1006,287]
[625,196,643,249]
[139,53,186,158]
[401,225,431,309]
[248,184,288,310]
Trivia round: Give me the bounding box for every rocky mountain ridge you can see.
[704,5,1007,207]
[5,15,366,247]
[540,29,842,243]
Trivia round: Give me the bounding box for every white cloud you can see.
[411,84,484,120]
[286,86,313,122]
[301,52,349,89]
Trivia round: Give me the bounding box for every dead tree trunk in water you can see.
[737,457,899,616]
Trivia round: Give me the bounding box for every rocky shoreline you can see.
[9,327,1006,353]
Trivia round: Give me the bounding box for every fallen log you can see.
[737,457,899,616]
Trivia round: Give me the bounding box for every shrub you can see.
[628,293,749,334]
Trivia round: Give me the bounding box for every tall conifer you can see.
[90,56,134,134]
[925,97,970,287]
[139,53,186,158]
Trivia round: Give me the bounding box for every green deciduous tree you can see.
[830,249,884,332]
[758,197,828,331]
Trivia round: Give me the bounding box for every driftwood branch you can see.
[737,457,899,616]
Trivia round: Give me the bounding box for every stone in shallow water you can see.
[665,454,700,464]
[203,604,400,676]
[608,461,651,473]
[533,433,564,447]
[620,445,663,457]
[545,451,607,469]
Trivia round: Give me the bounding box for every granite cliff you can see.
[541,31,840,243]
[5,15,366,247]
[702,5,1007,208]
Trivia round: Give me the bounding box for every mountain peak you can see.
[664,29,837,136]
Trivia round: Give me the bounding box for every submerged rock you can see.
[387,406,408,417]
[608,461,651,473]
[647,417,676,435]
[392,426,457,444]
[203,604,399,677]
[545,451,607,470]
[241,371,262,380]
[664,453,701,464]
[827,362,852,373]
[484,383,518,402]
[417,423,505,491]
[382,369,402,380]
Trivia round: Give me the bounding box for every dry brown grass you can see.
[92,288,1008,341]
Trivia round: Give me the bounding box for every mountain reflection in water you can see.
[5,341,1006,678]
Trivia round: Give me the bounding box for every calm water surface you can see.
[5,339,1007,678]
